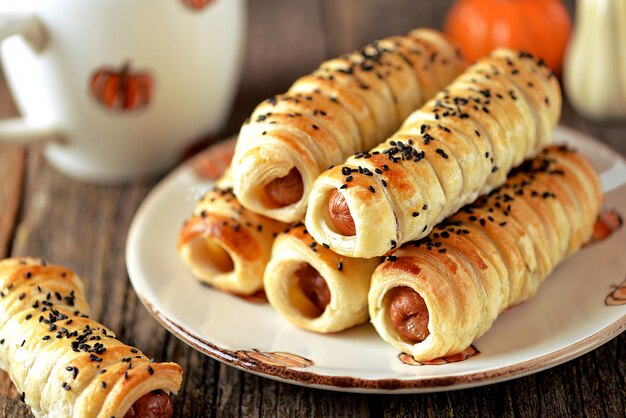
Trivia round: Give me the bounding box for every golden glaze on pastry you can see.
[306,49,561,258]
[178,171,287,296]
[369,146,602,361]
[232,28,465,222]
[0,257,183,418]
[264,224,381,333]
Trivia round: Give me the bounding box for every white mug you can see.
[0,0,245,182]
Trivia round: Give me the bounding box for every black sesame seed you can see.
[369,186,376,193]
[147,366,154,375]
[337,262,343,271]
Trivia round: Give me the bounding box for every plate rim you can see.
[126,125,626,393]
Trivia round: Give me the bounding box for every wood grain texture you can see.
[0,0,623,417]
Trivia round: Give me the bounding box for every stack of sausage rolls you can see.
[0,257,182,417]
[179,28,603,362]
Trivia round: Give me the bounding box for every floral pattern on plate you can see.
[398,345,479,366]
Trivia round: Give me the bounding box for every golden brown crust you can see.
[0,257,183,418]
[264,224,381,333]
[369,146,602,361]
[232,28,465,222]
[178,183,287,296]
[306,48,562,258]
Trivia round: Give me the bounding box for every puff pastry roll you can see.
[0,257,183,418]
[306,49,561,257]
[231,28,465,223]
[178,171,287,296]
[369,146,602,361]
[264,224,380,333]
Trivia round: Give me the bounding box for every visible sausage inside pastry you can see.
[124,391,173,418]
[265,168,304,207]
[264,224,381,333]
[306,48,561,258]
[231,28,465,223]
[369,146,602,361]
[387,287,430,344]
[295,264,331,318]
[0,257,183,418]
[327,189,356,236]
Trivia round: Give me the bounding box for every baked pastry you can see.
[368,146,602,361]
[178,170,287,295]
[263,224,381,333]
[0,257,183,418]
[306,48,561,257]
[231,28,465,223]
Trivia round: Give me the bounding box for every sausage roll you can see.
[178,171,287,296]
[231,28,465,223]
[263,224,381,333]
[306,49,561,257]
[0,257,183,418]
[368,146,602,361]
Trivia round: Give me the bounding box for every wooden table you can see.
[1,0,624,416]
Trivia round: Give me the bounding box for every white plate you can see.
[126,126,626,393]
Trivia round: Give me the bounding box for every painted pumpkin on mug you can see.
[181,0,215,11]
[90,63,153,111]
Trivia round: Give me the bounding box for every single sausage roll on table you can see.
[178,171,287,296]
[264,224,381,333]
[232,28,465,223]
[0,257,182,418]
[306,49,561,258]
[368,146,602,361]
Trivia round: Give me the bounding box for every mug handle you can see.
[0,13,62,144]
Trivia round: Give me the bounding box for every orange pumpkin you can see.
[90,63,153,111]
[444,0,572,75]
[181,0,215,11]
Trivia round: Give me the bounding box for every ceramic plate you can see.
[126,126,626,393]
